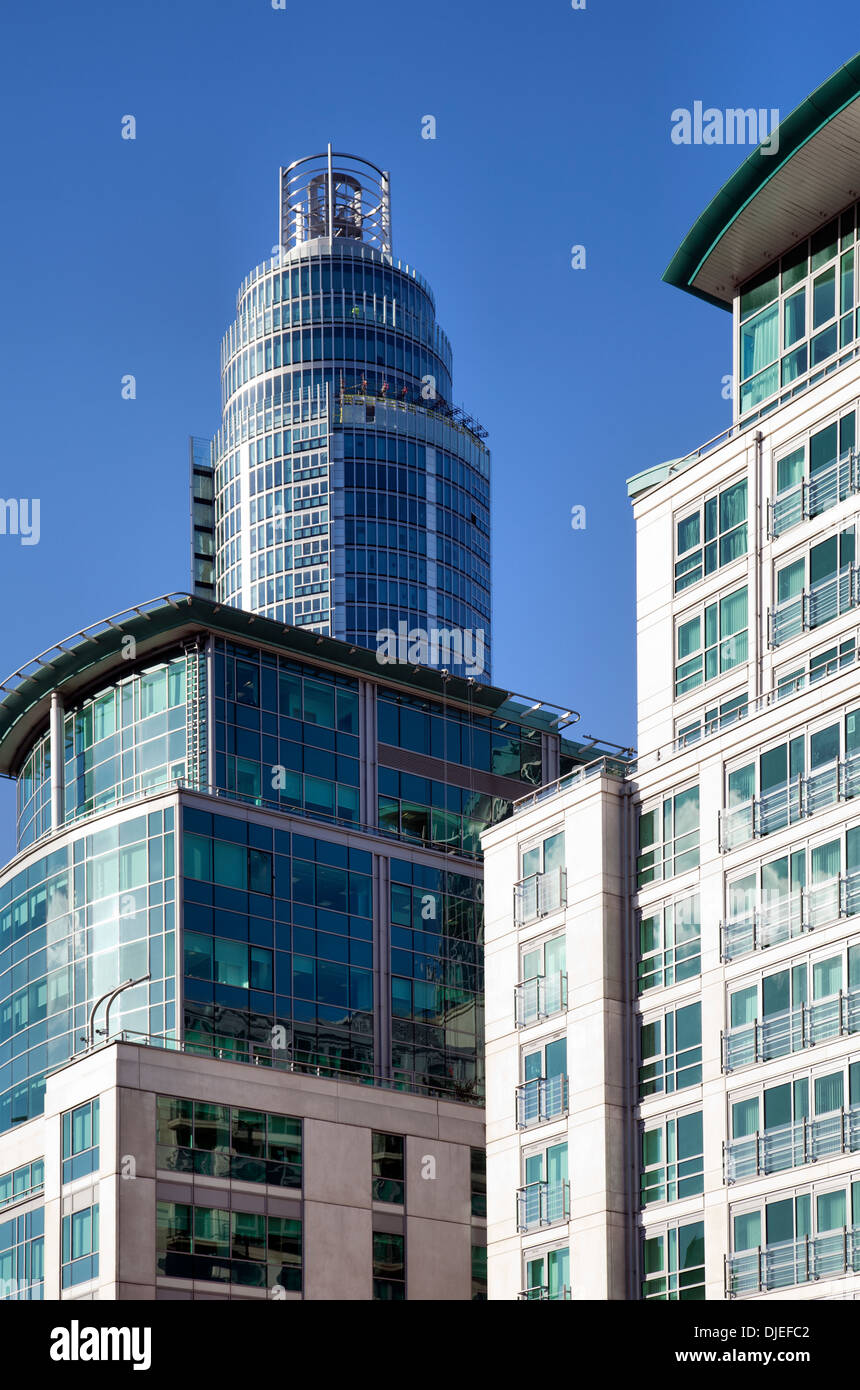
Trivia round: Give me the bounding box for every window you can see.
[772,526,856,646]
[62,1099,99,1183]
[639,1003,702,1097]
[156,1096,302,1187]
[676,692,748,748]
[517,1037,568,1127]
[61,1205,99,1289]
[729,1180,860,1293]
[772,410,857,535]
[522,1245,570,1300]
[675,479,748,592]
[641,1111,704,1206]
[0,1160,44,1211]
[643,1220,705,1299]
[737,210,857,419]
[372,1133,404,1204]
[0,1208,44,1300]
[373,1231,405,1300]
[675,586,748,697]
[638,892,700,992]
[776,634,857,696]
[519,1141,569,1229]
[725,945,860,1068]
[517,934,567,1022]
[471,1148,486,1219]
[725,848,806,956]
[637,788,699,886]
[156,1200,301,1290]
[516,831,566,923]
[471,1244,487,1300]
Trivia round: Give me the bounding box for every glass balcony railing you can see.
[722,870,860,959]
[515,1075,569,1129]
[720,752,860,851]
[728,1226,860,1296]
[518,1284,572,1301]
[770,564,860,648]
[769,449,860,538]
[514,972,568,1027]
[516,1179,571,1232]
[725,1104,860,1183]
[514,868,567,927]
[723,985,860,1071]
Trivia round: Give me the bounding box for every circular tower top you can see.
[279,146,392,256]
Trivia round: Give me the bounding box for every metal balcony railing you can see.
[769,449,860,538]
[719,752,860,852]
[514,972,568,1027]
[769,563,860,648]
[721,870,860,959]
[725,1103,860,1183]
[518,1283,572,1301]
[722,985,860,1071]
[516,1179,571,1232]
[515,1074,569,1129]
[514,868,567,927]
[727,1226,860,1296]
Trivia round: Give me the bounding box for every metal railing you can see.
[511,755,632,816]
[514,868,567,927]
[0,1179,44,1213]
[770,563,860,648]
[723,985,860,1071]
[727,1225,860,1295]
[47,1029,485,1107]
[769,448,860,538]
[515,1074,569,1129]
[725,1103,860,1182]
[719,752,860,852]
[516,1179,571,1232]
[515,972,568,1027]
[518,1283,572,1301]
[722,870,860,959]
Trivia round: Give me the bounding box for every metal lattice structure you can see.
[279,146,392,254]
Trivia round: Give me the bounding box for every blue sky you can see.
[0,0,856,859]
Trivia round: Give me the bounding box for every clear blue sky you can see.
[0,0,855,860]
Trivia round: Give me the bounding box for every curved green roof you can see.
[664,52,860,309]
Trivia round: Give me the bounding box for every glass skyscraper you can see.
[191,149,492,680]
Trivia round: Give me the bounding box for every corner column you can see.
[50,691,64,832]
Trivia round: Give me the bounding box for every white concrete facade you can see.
[484,191,860,1300]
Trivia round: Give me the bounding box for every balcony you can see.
[514,972,568,1027]
[515,1075,569,1129]
[722,869,860,959]
[723,985,860,1071]
[769,448,860,538]
[720,752,860,851]
[514,867,567,927]
[518,1284,572,1300]
[769,563,860,648]
[727,1226,860,1296]
[725,1104,860,1183]
[516,1180,571,1232]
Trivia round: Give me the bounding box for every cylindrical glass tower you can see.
[207,149,492,680]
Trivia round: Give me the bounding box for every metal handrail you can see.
[725,1103,860,1182]
[514,972,568,1027]
[727,1224,860,1295]
[515,1074,570,1129]
[513,868,568,926]
[516,1179,571,1232]
[46,1028,485,1107]
[723,985,860,1072]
